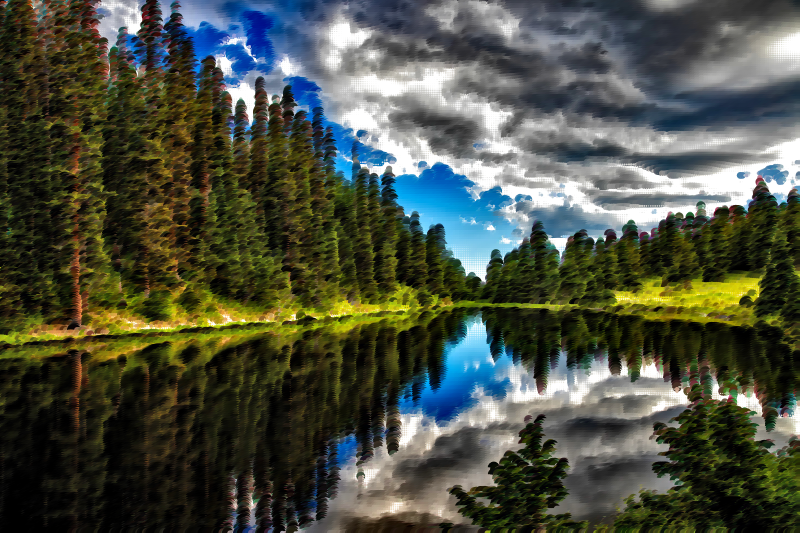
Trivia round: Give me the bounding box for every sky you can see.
[96,0,800,279]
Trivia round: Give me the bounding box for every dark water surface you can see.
[1,308,798,531]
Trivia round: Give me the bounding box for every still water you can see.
[1,307,798,531]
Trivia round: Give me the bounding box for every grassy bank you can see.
[0,272,774,348]
[0,284,453,347]
[456,272,768,328]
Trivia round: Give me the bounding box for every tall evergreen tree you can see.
[187,55,219,285]
[616,220,642,291]
[375,166,399,294]
[246,77,269,234]
[748,177,779,272]
[529,220,560,303]
[482,249,504,302]
[394,215,412,286]
[162,0,196,279]
[353,165,378,301]
[754,229,796,318]
[42,0,115,324]
[425,224,446,296]
[281,84,295,136]
[727,205,752,272]
[265,90,289,254]
[284,110,315,308]
[558,229,593,302]
[701,206,730,282]
[334,176,359,301]
[784,188,800,268]
[1,0,53,317]
[514,237,536,303]
[102,27,152,303]
[206,76,242,299]
[407,211,428,290]
[319,120,341,302]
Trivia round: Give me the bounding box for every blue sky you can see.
[97,0,800,278]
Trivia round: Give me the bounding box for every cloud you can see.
[485,224,496,231]
[500,236,512,244]
[460,216,477,225]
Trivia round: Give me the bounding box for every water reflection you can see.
[1,308,798,530]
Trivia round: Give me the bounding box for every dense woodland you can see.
[0,0,476,330]
[482,179,800,320]
[3,0,800,337]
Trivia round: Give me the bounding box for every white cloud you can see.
[499,236,512,244]
[484,223,496,231]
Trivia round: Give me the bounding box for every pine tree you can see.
[482,249,504,301]
[133,0,178,298]
[754,229,796,318]
[41,0,115,325]
[748,177,779,273]
[529,220,559,303]
[728,205,752,272]
[319,121,341,302]
[662,215,699,285]
[448,414,587,530]
[407,211,428,291]
[281,84,295,137]
[334,177,359,301]
[785,188,800,268]
[702,206,730,282]
[307,109,333,305]
[1,0,51,317]
[207,80,241,299]
[284,109,315,308]
[188,55,219,285]
[102,28,154,302]
[353,165,378,301]
[264,89,289,254]
[394,215,412,286]
[162,0,196,280]
[558,229,593,303]
[246,77,269,236]
[616,220,642,291]
[597,234,618,290]
[375,166,399,294]
[514,237,536,303]
[442,254,467,301]
[425,224,446,296]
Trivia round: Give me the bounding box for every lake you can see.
[1,307,798,531]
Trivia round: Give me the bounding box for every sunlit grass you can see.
[613,273,763,325]
[0,285,449,346]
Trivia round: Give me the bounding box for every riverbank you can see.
[1,271,775,348]
[457,272,770,329]
[0,285,452,347]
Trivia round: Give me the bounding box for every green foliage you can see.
[416,289,433,308]
[176,285,204,312]
[755,229,796,318]
[448,414,588,531]
[138,289,175,322]
[614,383,800,529]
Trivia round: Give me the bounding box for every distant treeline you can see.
[0,0,475,328]
[482,177,800,315]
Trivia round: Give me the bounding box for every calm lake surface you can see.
[2,307,799,531]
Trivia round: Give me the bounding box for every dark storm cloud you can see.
[653,78,800,131]
[521,137,630,163]
[557,41,613,75]
[563,455,675,524]
[388,106,485,159]
[589,192,732,210]
[504,0,800,94]
[391,427,489,498]
[592,169,651,190]
[341,512,479,532]
[623,151,778,178]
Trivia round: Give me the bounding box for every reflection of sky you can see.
[302,312,800,531]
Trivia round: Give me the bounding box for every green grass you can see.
[455,273,773,328]
[0,285,451,347]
